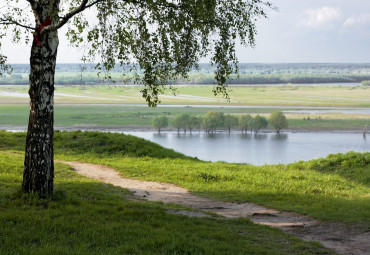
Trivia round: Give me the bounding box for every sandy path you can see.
[61,161,370,255]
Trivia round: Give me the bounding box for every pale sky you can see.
[2,0,370,63]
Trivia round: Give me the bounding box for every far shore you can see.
[2,125,368,134]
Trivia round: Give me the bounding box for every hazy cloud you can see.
[344,14,370,27]
[301,6,341,28]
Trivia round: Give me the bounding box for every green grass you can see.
[76,155,370,223]
[0,104,368,131]
[288,118,369,130]
[1,84,370,107]
[1,131,369,223]
[1,84,369,131]
[0,152,333,254]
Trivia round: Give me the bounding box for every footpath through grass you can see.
[0,153,332,254]
[1,131,369,224]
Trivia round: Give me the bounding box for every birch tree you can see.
[0,0,272,197]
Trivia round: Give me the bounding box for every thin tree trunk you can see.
[23,5,59,197]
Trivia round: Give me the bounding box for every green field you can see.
[0,84,369,131]
[1,131,342,255]
[1,84,370,106]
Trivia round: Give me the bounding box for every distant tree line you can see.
[2,64,370,85]
[152,111,288,134]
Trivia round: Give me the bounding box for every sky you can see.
[2,0,370,63]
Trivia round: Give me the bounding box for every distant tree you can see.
[201,117,212,133]
[269,111,288,134]
[224,114,239,133]
[249,115,268,134]
[362,80,370,86]
[172,114,190,133]
[187,116,201,133]
[239,114,252,133]
[172,116,182,133]
[203,111,225,133]
[152,116,168,133]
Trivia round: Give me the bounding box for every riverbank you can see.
[2,124,368,134]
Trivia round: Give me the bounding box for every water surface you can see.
[124,131,369,165]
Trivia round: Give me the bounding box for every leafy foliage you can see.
[362,80,370,86]
[248,114,268,134]
[152,115,168,132]
[202,110,225,133]
[239,114,252,132]
[269,111,288,133]
[64,0,272,105]
[224,114,239,132]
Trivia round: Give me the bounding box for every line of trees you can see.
[3,72,370,85]
[152,111,288,134]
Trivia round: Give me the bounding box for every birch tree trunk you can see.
[22,2,59,197]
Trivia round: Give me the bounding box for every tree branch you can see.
[40,0,105,34]
[0,18,35,30]
[38,0,184,34]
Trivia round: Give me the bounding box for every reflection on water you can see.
[125,131,369,165]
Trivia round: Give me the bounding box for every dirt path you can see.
[61,161,370,255]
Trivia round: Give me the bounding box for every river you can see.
[123,131,369,165]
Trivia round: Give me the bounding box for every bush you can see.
[361,80,370,86]
[269,111,288,134]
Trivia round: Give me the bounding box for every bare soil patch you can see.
[61,161,370,255]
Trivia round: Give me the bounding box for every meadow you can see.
[1,131,369,253]
[0,84,369,131]
[1,84,370,107]
[1,131,369,223]
[0,131,341,255]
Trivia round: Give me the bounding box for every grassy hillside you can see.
[0,153,331,254]
[1,131,369,223]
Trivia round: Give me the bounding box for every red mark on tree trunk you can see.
[34,17,52,46]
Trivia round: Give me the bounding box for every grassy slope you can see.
[0,153,331,254]
[1,131,369,223]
